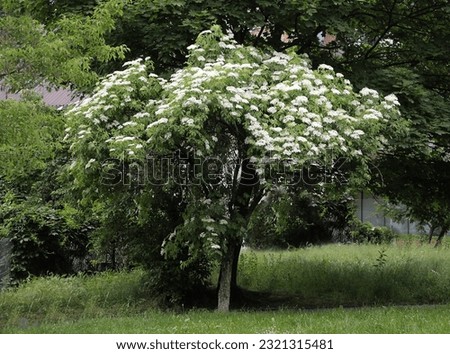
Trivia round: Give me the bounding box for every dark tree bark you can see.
[230,240,242,293]
[217,237,239,312]
[435,227,448,248]
[217,152,261,311]
[428,224,436,244]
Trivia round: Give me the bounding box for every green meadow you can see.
[1,240,450,333]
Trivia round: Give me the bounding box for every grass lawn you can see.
[1,240,449,333]
[3,305,450,334]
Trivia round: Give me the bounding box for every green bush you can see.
[246,192,353,248]
[0,191,92,282]
[88,188,213,308]
[349,221,395,244]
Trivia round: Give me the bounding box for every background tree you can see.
[0,97,92,281]
[0,0,130,280]
[65,27,405,311]
[0,0,128,92]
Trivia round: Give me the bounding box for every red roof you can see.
[0,85,79,107]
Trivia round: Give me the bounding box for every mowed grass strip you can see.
[3,305,450,334]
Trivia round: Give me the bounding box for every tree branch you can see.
[295,26,325,54]
[363,0,398,60]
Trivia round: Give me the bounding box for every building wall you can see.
[355,191,421,234]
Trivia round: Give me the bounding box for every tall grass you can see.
[1,242,449,332]
[238,243,450,306]
[0,269,150,329]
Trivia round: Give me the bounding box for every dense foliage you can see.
[0,0,127,92]
[0,98,92,281]
[0,0,128,281]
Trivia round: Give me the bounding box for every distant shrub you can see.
[246,191,354,248]
[349,221,395,244]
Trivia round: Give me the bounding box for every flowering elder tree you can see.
[66,26,404,311]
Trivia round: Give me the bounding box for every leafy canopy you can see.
[0,96,63,182]
[0,0,128,92]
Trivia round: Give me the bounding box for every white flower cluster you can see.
[150,35,401,164]
[318,64,334,71]
[360,87,379,98]
[147,117,168,129]
[66,28,402,189]
[65,58,156,160]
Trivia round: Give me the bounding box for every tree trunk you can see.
[428,224,435,244]
[435,228,447,248]
[216,146,259,311]
[231,241,242,292]
[217,238,238,312]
